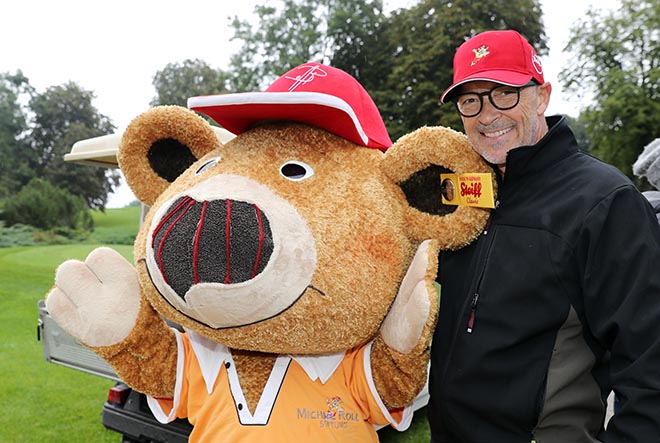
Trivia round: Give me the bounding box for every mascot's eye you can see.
[280,161,314,181]
[195,156,222,175]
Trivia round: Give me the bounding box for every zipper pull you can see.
[467,293,479,333]
[483,214,493,236]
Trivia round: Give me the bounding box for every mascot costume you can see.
[46,62,494,442]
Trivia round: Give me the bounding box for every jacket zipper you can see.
[464,213,494,334]
[466,293,479,333]
[438,214,496,385]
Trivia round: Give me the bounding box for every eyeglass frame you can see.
[453,81,539,118]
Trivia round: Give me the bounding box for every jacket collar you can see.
[502,115,580,182]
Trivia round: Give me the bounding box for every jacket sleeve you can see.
[579,184,660,442]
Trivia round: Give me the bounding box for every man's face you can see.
[458,80,551,171]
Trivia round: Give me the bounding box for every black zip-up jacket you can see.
[428,116,660,443]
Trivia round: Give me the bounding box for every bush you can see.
[0,222,38,247]
[2,179,94,232]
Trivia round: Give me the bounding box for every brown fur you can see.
[59,105,494,420]
[133,123,413,354]
[232,351,277,413]
[95,297,178,398]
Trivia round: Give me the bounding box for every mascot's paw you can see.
[380,239,436,354]
[45,247,141,347]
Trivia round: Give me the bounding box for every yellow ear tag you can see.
[440,173,495,209]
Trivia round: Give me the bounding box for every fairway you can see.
[90,205,142,245]
[0,244,133,443]
[0,208,429,442]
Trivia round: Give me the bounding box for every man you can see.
[428,29,660,443]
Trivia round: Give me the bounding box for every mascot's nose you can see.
[151,196,274,299]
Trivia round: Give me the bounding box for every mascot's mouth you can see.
[139,256,327,329]
[151,196,275,299]
[306,285,326,297]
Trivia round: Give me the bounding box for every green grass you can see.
[380,407,429,442]
[0,207,430,442]
[0,244,133,443]
[89,205,141,245]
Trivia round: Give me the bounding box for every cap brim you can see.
[440,71,533,103]
[188,92,389,149]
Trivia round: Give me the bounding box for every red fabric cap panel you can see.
[188,62,392,151]
[440,30,544,103]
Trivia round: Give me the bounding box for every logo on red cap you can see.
[471,45,490,66]
[284,65,328,92]
[532,53,543,75]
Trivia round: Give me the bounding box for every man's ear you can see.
[537,82,552,115]
[118,105,222,206]
[381,126,496,250]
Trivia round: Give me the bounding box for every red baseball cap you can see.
[440,30,544,103]
[188,62,392,151]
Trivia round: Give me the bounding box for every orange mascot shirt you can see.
[148,330,412,442]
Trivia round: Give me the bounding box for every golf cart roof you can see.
[64,126,236,168]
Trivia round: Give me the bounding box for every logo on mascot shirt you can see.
[296,395,361,429]
[441,173,495,208]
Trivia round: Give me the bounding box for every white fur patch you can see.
[380,240,432,354]
[46,247,141,347]
[146,174,317,328]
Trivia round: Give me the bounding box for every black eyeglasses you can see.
[454,82,538,118]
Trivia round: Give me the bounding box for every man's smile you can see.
[481,126,514,138]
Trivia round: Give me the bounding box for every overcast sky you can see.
[0,0,618,207]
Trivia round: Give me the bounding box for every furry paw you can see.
[45,247,141,347]
[379,240,436,354]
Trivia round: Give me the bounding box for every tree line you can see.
[1,0,658,236]
[0,72,121,238]
[153,0,658,185]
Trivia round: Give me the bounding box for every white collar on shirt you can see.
[188,330,346,394]
[188,331,347,425]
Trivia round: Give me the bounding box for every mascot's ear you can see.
[118,105,222,206]
[381,126,496,250]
